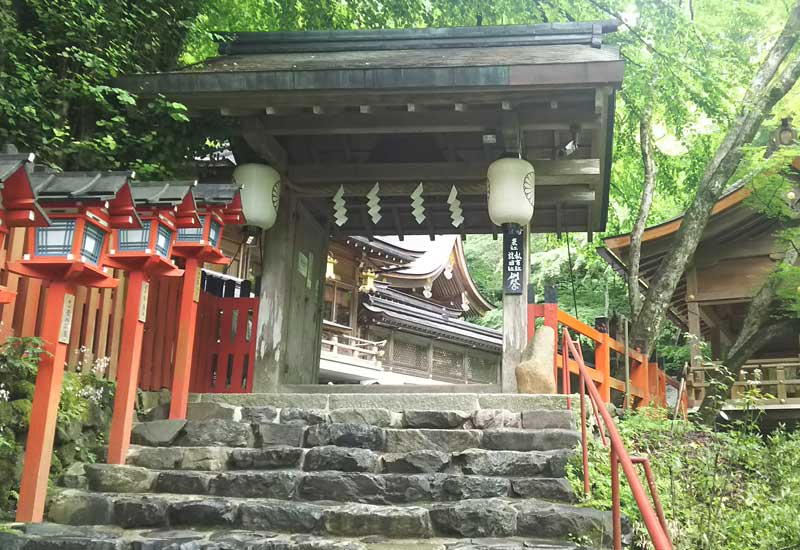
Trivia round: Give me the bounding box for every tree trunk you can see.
[630,2,800,352]
[628,108,657,319]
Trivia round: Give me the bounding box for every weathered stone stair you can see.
[2,393,619,549]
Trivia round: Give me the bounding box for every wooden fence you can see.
[688,357,800,407]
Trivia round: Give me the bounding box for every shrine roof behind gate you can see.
[120,21,624,237]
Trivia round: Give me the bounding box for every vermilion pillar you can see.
[16,281,72,523]
[596,333,612,403]
[107,271,147,464]
[169,257,201,419]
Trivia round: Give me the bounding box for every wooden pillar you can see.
[501,224,529,393]
[686,267,702,369]
[16,281,72,523]
[107,271,147,464]
[253,198,327,392]
[169,257,201,419]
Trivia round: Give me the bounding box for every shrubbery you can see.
[568,407,800,550]
[0,337,115,519]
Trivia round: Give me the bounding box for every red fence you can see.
[189,289,259,394]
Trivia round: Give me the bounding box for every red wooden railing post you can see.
[169,257,201,419]
[631,358,650,408]
[596,332,611,403]
[107,271,147,464]
[16,281,72,523]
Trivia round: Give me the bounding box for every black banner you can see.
[502,224,525,295]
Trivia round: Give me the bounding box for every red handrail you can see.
[562,328,673,550]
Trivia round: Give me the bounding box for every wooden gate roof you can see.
[120,21,624,237]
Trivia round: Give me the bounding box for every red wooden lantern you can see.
[167,184,245,419]
[12,170,138,523]
[104,181,196,465]
[0,151,49,303]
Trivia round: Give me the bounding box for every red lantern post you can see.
[168,186,244,419]
[104,181,196,464]
[10,171,137,523]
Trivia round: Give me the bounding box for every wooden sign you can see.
[59,293,75,344]
[139,282,150,323]
[193,269,202,303]
[503,224,525,295]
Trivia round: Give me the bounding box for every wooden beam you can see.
[252,108,599,136]
[292,180,593,204]
[240,117,289,172]
[699,304,736,345]
[289,159,600,186]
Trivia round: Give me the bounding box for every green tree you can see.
[0,0,208,176]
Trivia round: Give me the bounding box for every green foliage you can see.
[567,408,800,549]
[0,338,115,519]
[0,0,212,176]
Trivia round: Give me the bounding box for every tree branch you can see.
[628,108,658,318]
[631,1,800,351]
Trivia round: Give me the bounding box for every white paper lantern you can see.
[233,163,281,230]
[487,156,535,226]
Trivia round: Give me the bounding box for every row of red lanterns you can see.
[0,150,250,523]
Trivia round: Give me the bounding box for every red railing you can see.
[529,302,689,414]
[562,328,673,550]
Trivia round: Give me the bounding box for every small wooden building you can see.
[122,21,624,391]
[321,236,501,385]
[600,183,800,406]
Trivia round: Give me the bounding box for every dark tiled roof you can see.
[30,171,133,201]
[130,181,196,206]
[363,285,501,351]
[193,182,241,205]
[217,21,619,56]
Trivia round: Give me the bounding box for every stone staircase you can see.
[2,393,620,549]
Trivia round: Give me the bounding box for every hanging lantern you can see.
[326,255,338,280]
[359,268,377,294]
[487,154,535,226]
[233,163,281,231]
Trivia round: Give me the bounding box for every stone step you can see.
[86,464,576,504]
[131,419,580,454]
[43,490,613,544]
[185,401,576,431]
[127,445,573,479]
[190,392,572,414]
[0,523,593,549]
